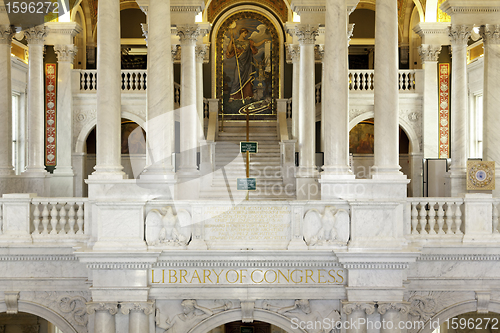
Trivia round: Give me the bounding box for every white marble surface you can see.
[0,26,14,176]
[288,44,300,146]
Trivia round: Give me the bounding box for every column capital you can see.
[295,24,318,45]
[195,44,209,63]
[86,302,119,315]
[448,25,472,46]
[120,301,155,315]
[341,302,376,315]
[418,44,442,62]
[0,26,15,45]
[54,44,77,63]
[287,44,300,63]
[377,302,410,315]
[480,24,500,45]
[24,26,49,45]
[177,25,200,45]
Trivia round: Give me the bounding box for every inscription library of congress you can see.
[2,0,500,332]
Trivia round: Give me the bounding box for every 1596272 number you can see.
[5,2,59,14]
[445,317,499,330]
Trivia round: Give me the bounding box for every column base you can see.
[0,167,15,176]
[90,165,127,180]
[321,165,355,179]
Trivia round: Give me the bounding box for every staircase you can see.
[199,121,295,200]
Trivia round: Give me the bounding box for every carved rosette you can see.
[195,44,208,63]
[377,302,410,315]
[54,45,77,64]
[295,25,319,45]
[342,302,375,315]
[177,25,200,45]
[418,44,442,62]
[120,301,155,315]
[480,24,500,45]
[448,25,472,46]
[0,25,15,45]
[86,302,119,315]
[24,26,49,45]
[287,44,300,63]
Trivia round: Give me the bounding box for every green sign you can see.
[241,327,254,333]
[240,141,258,153]
[237,178,256,191]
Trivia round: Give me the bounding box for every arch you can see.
[188,309,306,333]
[75,112,146,153]
[349,111,421,153]
[210,5,285,99]
[0,301,78,333]
[417,300,500,333]
[120,0,140,11]
[357,0,376,11]
[413,0,425,22]
[72,0,94,46]
[204,0,292,23]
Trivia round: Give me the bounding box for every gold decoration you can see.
[467,161,495,191]
[437,0,451,23]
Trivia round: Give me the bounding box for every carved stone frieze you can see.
[303,207,350,247]
[0,25,15,45]
[287,44,300,64]
[145,206,192,248]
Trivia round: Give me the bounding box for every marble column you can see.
[321,0,353,178]
[0,26,15,175]
[481,25,500,169]
[196,44,208,142]
[295,25,318,177]
[141,0,175,179]
[448,25,471,196]
[377,303,410,333]
[87,302,118,333]
[418,44,442,158]
[90,0,125,179]
[372,0,404,179]
[288,44,300,144]
[342,302,375,333]
[53,45,77,196]
[121,302,154,333]
[24,26,49,174]
[177,25,200,177]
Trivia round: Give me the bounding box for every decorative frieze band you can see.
[0,255,77,261]
[342,263,409,270]
[120,301,155,315]
[418,44,442,62]
[480,25,500,45]
[417,254,500,261]
[87,263,153,270]
[24,26,49,45]
[377,302,410,315]
[448,25,472,46]
[295,25,318,45]
[342,302,376,315]
[155,260,342,268]
[177,25,200,45]
[54,44,77,63]
[86,302,118,315]
[0,25,15,45]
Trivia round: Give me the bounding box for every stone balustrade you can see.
[409,199,464,236]
[31,199,86,237]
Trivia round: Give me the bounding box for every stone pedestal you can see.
[448,25,471,196]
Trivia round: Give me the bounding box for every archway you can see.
[188,309,306,333]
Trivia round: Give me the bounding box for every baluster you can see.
[41,202,49,235]
[33,203,40,234]
[49,202,58,235]
[143,72,147,90]
[67,203,76,235]
[348,72,353,90]
[428,201,436,234]
[411,202,419,234]
[175,87,180,104]
[410,72,415,90]
[445,202,454,234]
[139,73,143,90]
[419,202,428,235]
[454,202,463,234]
[493,203,499,233]
[58,203,67,235]
[133,72,138,90]
[76,203,84,235]
[399,72,403,91]
[366,72,372,91]
[353,72,359,90]
[121,72,125,90]
[436,202,445,234]
[80,72,85,90]
[316,85,321,104]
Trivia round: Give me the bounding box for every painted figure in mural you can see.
[226,27,269,101]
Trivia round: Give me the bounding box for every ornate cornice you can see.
[480,24,500,45]
[120,301,155,315]
[417,254,500,261]
[87,262,153,270]
[0,255,77,261]
[177,25,200,45]
[155,260,342,268]
[171,5,204,12]
[448,25,472,46]
[342,263,409,269]
[54,45,77,63]
[441,2,500,15]
[342,302,376,315]
[86,302,118,315]
[295,25,319,45]
[0,25,15,45]
[418,44,442,62]
[377,302,410,315]
[24,26,49,45]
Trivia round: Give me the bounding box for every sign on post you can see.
[237,178,256,191]
[240,142,258,154]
